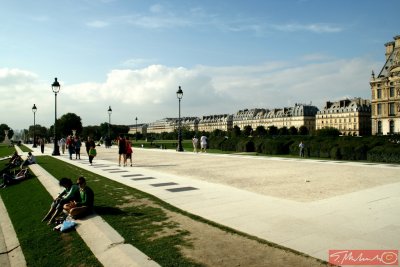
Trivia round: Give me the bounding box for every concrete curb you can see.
[0,195,27,267]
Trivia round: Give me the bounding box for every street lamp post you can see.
[108,106,112,146]
[176,86,183,152]
[135,116,138,141]
[32,104,37,148]
[52,78,60,156]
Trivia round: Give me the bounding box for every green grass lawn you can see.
[36,156,202,266]
[0,146,101,267]
[0,143,202,266]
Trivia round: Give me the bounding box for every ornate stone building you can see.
[316,98,371,136]
[233,108,267,130]
[233,104,318,133]
[370,35,400,135]
[145,117,199,134]
[197,114,233,132]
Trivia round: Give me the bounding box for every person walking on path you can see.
[85,137,95,155]
[59,137,66,154]
[125,137,133,166]
[118,134,126,166]
[38,137,45,154]
[88,145,97,165]
[200,135,207,153]
[66,135,75,160]
[299,141,305,157]
[74,136,82,159]
[192,136,199,153]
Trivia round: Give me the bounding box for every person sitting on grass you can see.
[63,176,94,219]
[41,177,80,225]
[8,152,22,167]
[20,152,36,168]
[0,168,30,188]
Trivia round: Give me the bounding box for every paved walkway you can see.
[1,144,399,265]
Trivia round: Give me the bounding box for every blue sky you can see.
[1,0,399,131]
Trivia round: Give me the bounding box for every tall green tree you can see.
[0,124,12,142]
[58,113,83,137]
[268,126,278,136]
[278,126,289,135]
[231,125,241,137]
[254,126,267,137]
[289,126,298,135]
[299,125,309,135]
[243,125,253,137]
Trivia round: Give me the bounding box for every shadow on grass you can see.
[95,205,126,216]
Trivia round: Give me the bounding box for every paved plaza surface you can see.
[76,146,400,262]
[1,145,399,265]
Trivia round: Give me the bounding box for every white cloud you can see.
[86,20,109,28]
[121,58,157,68]
[0,57,377,130]
[150,4,164,14]
[272,23,342,33]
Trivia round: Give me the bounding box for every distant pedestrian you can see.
[200,135,207,153]
[38,137,45,154]
[59,137,66,154]
[88,145,97,165]
[74,136,82,159]
[85,137,95,155]
[118,134,126,166]
[66,135,75,160]
[192,136,199,153]
[299,141,305,157]
[125,137,133,166]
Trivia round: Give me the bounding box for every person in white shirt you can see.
[299,141,305,157]
[192,136,199,153]
[200,135,207,153]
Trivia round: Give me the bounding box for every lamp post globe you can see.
[176,86,183,152]
[51,78,60,156]
[32,104,37,148]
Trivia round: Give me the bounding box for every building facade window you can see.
[377,89,382,99]
[377,103,382,115]
[390,85,395,98]
[389,102,395,116]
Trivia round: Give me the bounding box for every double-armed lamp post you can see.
[176,86,183,152]
[52,78,60,156]
[32,104,37,148]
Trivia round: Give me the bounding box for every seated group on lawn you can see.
[0,152,34,188]
[0,168,30,188]
[42,176,94,224]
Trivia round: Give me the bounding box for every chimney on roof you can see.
[385,40,395,60]
[325,101,332,109]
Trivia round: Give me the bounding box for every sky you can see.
[1,0,399,131]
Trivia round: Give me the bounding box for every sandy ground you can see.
[96,146,400,202]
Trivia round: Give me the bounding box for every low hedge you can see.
[209,135,400,163]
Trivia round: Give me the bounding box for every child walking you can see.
[88,145,97,165]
